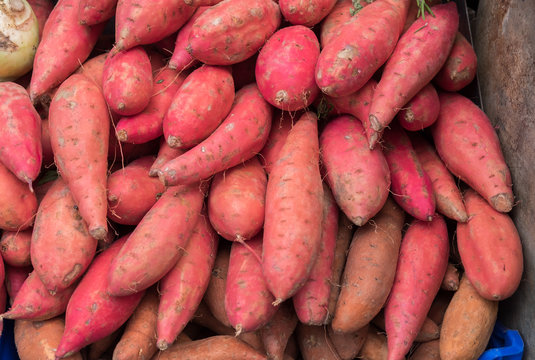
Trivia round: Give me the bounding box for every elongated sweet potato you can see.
[434,32,477,92]
[31,178,97,294]
[320,0,367,47]
[320,114,390,226]
[149,139,184,177]
[259,301,298,360]
[457,189,523,300]
[397,83,440,131]
[384,216,449,360]
[371,310,440,343]
[204,245,232,327]
[279,0,337,27]
[49,73,110,240]
[0,162,37,231]
[263,112,324,303]
[431,92,513,212]
[0,230,32,267]
[332,198,404,333]
[160,83,272,186]
[78,0,117,25]
[259,110,294,175]
[256,25,320,111]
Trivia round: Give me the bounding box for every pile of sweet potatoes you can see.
[0,0,524,359]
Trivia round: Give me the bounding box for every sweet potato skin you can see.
[457,189,523,300]
[259,301,298,360]
[0,162,37,231]
[0,230,32,267]
[329,325,368,360]
[397,83,440,131]
[204,246,232,327]
[297,323,339,360]
[188,0,281,65]
[434,32,477,92]
[149,139,184,177]
[410,340,440,360]
[431,92,513,213]
[279,0,337,27]
[256,25,320,111]
[259,111,293,175]
[358,327,388,360]
[78,0,117,25]
[320,0,364,47]
[4,265,32,301]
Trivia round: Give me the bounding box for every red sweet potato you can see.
[320,114,390,226]
[397,83,440,131]
[410,134,468,222]
[40,118,54,168]
[149,139,184,177]
[4,265,32,302]
[107,134,160,166]
[263,112,323,303]
[0,162,37,231]
[259,110,294,175]
[30,178,97,293]
[29,0,105,101]
[401,0,442,33]
[78,0,117,25]
[279,0,337,27]
[256,25,320,111]
[204,246,232,327]
[231,54,259,92]
[107,156,166,225]
[114,0,196,52]
[187,0,281,65]
[157,216,218,350]
[259,301,298,360]
[371,311,440,343]
[0,82,42,186]
[49,73,110,240]
[431,92,513,212]
[208,157,266,242]
[315,0,410,97]
[441,263,460,291]
[382,123,435,221]
[384,215,449,360]
[27,0,54,36]
[457,189,523,300]
[368,2,459,148]
[75,52,108,89]
[107,184,205,296]
[160,83,272,186]
[164,65,235,149]
[434,32,478,92]
[55,236,145,359]
[320,0,368,47]
[0,230,32,267]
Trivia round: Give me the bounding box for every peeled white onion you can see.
[0,0,39,81]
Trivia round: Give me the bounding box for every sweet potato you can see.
[259,301,299,360]
[332,198,404,333]
[113,287,159,360]
[75,52,108,89]
[263,112,324,303]
[0,230,32,267]
[14,317,83,360]
[88,329,122,360]
[160,83,272,186]
[107,135,160,166]
[204,245,232,327]
[441,263,460,291]
[384,216,449,360]
[434,32,477,92]
[4,265,32,301]
[191,301,234,336]
[296,323,339,360]
[103,46,153,116]
[293,184,338,325]
[29,0,105,101]
[315,0,410,97]
[410,134,468,222]
[410,340,440,360]
[107,156,166,225]
[320,114,390,226]
[187,0,281,65]
[49,73,110,240]
[431,92,513,212]
[208,157,266,242]
[457,189,523,300]
[27,0,54,36]
[157,217,218,350]
[427,290,453,326]
[2,271,75,321]
[149,139,184,177]
[397,83,440,131]
[0,82,42,186]
[78,0,117,25]
[231,54,259,92]
[0,162,37,231]
[164,65,235,149]
[40,118,55,168]
[329,325,368,360]
[256,25,320,111]
[116,67,186,144]
[55,236,145,359]
[358,326,388,360]
[382,123,435,221]
[279,0,337,27]
[259,110,294,175]
[371,310,440,343]
[440,275,498,360]
[31,178,97,294]
[368,2,459,148]
[320,0,369,47]
[114,0,196,52]
[401,0,442,33]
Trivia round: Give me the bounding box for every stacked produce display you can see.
[0,0,524,359]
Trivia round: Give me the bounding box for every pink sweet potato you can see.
[441,263,460,292]
[29,0,105,101]
[27,0,54,37]
[55,236,145,359]
[103,46,153,116]
[263,112,323,303]
[382,123,435,221]
[259,301,298,360]
[431,92,513,212]
[4,265,32,301]
[320,0,368,47]
[397,83,440,131]
[107,156,166,225]
[0,162,37,231]
[256,25,320,111]
[368,2,459,148]
[0,82,42,186]
[315,0,410,97]
[160,83,272,186]
[259,110,294,175]
[187,0,281,65]
[149,139,184,177]
[434,32,478,92]
[457,189,523,300]
[410,134,467,222]
[164,65,235,149]
[156,217,218,350]
[0,230,32,267]
[384,215,449,360]
[107,184,205,296]
[75,53,108,89]
[49,73,110,240]
[208,157,267,242]
[279,0,337,27]
[30,178,97,293]
[320,114,390,226]
[78,0,117,25]
[114,0,196,52]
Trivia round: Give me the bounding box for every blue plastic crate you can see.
[480,322,524,360]
[0,319,18,360]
